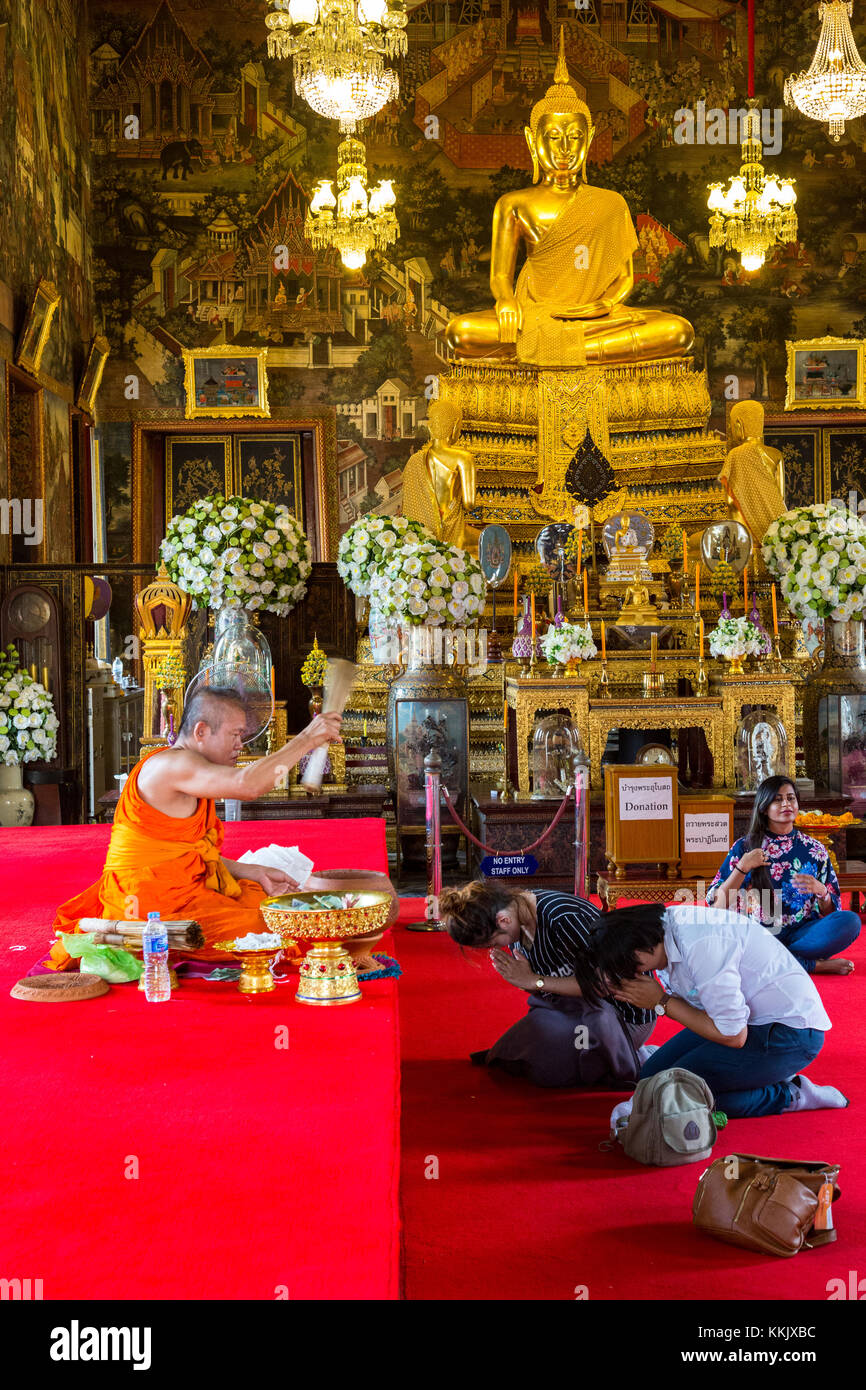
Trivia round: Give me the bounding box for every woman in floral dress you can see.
[707,775,861,976]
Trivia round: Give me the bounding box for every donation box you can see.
[604,764,679,879]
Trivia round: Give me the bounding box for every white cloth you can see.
[661,904,832,1037]
[237,843,314,888]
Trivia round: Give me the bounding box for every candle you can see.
[531,593,536,643]
[771,584,779,636]
[583,568,589,613]
[270,666,275,699]
[651,632,657,668]
[743,567,748,612]
[694,564,700,612]
[513,567,518,616]
[682,531,688,570]
[576,530,582,572]
[363,717,368,740]
[699,616,705,660]
[504,700,508,736]
[601,620,606,660]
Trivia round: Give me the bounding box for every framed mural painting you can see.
[183,347,269,419]
[165,436,233,524]
[785,338,866,411]
[15,279,61,376]
[234,433,304,524]
[762,429,822,509]
[825,429,866,515]
[76,336,111,416]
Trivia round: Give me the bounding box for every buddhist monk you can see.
[49,687,342,968]
[446,31,693,367]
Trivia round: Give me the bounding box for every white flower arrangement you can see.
[337,515,432,598]
[708,615,765,661]
[370,538,486,627]
[160,494,311,617]
[540,621,598,666]
[761,503,866,622]
[0,644,59,765]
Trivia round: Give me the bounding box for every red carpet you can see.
[1,821,400,1301]
[396,898,866,1301]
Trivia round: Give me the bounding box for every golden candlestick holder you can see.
[212,941,281,994]
[643,670,665,697]
[770,635,783,672]
[260,891,393,1006]
[695,657,709,697]
[598,661,611,698]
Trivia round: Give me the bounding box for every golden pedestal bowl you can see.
[212,941,282,994]
[260,891,394,1006]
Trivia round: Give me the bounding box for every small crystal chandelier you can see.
[707,111,798,272]
[785,1,866,141]
[306,139,398,270]
[266,0,406,133]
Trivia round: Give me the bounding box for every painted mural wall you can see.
[0,0,94,562]
[84,0,866,562]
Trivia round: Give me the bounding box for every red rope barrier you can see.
[440,784,574,857]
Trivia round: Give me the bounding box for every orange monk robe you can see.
[49,749,299,970]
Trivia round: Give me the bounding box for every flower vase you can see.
[0,764,35,827]
[512,596,541,666]
[307,686,324,718]
[385,626,468,792]
[726,655,746,677]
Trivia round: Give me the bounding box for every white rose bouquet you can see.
[337,515,432,598]
[540,621,598,666]
[0,644,59,765]
[370,538,486,627]
[708,614,765,660]
[160,494,311,617]
[761,503,866,622]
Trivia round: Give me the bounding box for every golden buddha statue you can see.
[613,513,640,553]
[445,32,694,368]
[616,580,658,625]
[401,400,480,552]
[719,401,786,545]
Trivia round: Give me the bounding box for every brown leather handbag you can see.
[693,1154,841,1257]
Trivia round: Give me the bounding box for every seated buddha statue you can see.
[719,401,786,546]
[401,399,480,553]
[446,32,694,367]
[613,513,640,553]
[616,581,658,626]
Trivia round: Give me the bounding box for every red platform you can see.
[0,820,399,1301]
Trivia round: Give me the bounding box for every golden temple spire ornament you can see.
[784,1,866,141]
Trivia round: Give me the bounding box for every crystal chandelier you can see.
[784,1,866,141]
[306,138,398,270]
[707,112,798,272]
[266,0,406,133]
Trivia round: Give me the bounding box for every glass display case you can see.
[531,710,584,800]
[736,706,789,792]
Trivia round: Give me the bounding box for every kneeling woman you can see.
[439,882,655,1088]
[707,775,860,975]
[596,902,846,1117]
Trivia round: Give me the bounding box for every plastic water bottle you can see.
[143,911,171,1003]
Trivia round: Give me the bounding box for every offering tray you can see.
[260,891,393,1005]
[212,940,282,994]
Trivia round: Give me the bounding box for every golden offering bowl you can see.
[212,941,282,994]
[259,891,393,1006]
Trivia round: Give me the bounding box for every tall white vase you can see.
[0,764,35,827]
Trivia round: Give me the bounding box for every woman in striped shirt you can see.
[439,881,656,1087]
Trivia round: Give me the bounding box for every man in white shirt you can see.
[592,902,847,1118]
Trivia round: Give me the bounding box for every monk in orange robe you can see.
[50,687,342,968]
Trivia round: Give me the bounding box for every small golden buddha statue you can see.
[446,31,693,367]
[401,400,480,552]
[616,581,658,625]
[719,401,786,546]
[613,513,640,553]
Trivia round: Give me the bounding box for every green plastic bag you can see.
[60,933,143,983]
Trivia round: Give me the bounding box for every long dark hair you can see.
[744,774,798,894]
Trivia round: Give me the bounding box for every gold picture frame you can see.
[76,335,111,415]
[165,435,233,523]
[785,337,866,411]
[16,279,61,376]
[182,346,269,420]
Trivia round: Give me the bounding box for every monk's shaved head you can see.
[177,686,247,738]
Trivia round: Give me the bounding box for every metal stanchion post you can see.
[406,748,446,932]
[573,755,589,900]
